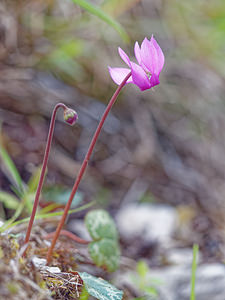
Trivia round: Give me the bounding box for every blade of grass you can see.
[27,166,42,193]
[0,191,19,210]
[70,0,129,43]
[0,198,26,232]
[190,244,199,300]
[0,146,24,195]
[3,201,95,230]
[39,203,64,214]
[11,185,24,199]
[0,192,40,231]
[22,167,44,213]
[23,193,35,214]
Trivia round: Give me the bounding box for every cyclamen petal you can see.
[134,41,149,73]
[108,67,133,85]
[140,37,158,75]
[118,47,131,67]
[150,73,160,88]
[150,36,165,75]
[130,62,151,91]
[134,42,141,65]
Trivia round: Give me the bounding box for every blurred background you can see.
[0,0,225,298]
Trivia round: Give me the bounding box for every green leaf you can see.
[0,146,23,195]
[137,260,149,279]
[78,272,123,300]
[88,239,120,272]
[85,209,118,240]
[70,0,129,43]
[0,191,19,210]
[144,286,158,296]
[79,286,89,300]
[43,186,83,206]
[85,209,120,272]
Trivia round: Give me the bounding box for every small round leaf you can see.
[88,239,120,272]
[85,209,118,241]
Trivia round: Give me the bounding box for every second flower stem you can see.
[23,103,67,252]
[46,72,132,263]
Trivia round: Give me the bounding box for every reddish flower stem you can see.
[45,229,90,244]
[46,72,132,263]
[23,103,68,254]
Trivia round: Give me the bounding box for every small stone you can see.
[116,204,178,245]
[167,248,201,265]
[45,266,61,273]
[32,257,47,268]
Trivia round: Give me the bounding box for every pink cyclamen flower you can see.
[108,36,164,91]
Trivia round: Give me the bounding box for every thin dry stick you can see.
[23,103,76,253]
[46,72,132,263]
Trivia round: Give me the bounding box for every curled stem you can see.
[23,103,77,254]
[46,72,132,263]
[45,229,90,244]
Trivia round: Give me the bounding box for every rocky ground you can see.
[1,202,225,299]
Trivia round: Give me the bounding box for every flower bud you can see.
[64,108,78,125]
